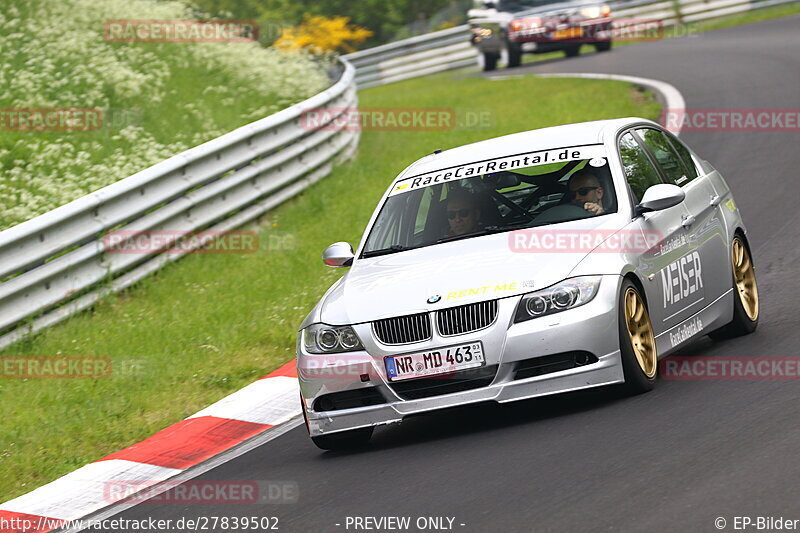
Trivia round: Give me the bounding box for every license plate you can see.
[385,342,485,382]
[553,27,582,39]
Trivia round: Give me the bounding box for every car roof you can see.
[399,117,656,179]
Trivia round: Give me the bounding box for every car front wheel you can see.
[618,279,657,394]
[594,40,612,52]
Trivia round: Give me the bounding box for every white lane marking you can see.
[535,72,687,135]
[0,460,181,521]
[60,417,305,533]
[187,376,300,426]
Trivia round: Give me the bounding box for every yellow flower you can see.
[274,15,373,54]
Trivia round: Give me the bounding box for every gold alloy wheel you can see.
[732,237,759,321]
[624,287,657,378]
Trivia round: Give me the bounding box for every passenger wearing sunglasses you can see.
[445,189,482,236]
[568,171,605,215]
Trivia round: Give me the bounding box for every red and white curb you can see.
[0,361,301,533]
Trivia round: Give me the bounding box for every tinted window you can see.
[362,150,617,257]
[665,133,699,184]
[637,128,693,186]
[619,132,662,202]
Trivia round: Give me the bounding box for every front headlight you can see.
[514,276,601,323]
[302,324,364,354]
[580,5,610,18]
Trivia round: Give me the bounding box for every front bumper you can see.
[508,19,613,47]
[298,274,625,437]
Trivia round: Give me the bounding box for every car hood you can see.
[469,1,602,22]
[316,216,624,325]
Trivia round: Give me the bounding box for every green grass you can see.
[691,1,800,32]
[0,73,660,502]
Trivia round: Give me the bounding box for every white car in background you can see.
[297,118,759,450]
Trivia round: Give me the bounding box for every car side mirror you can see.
[635,183,685,216]
[322,242,354,267]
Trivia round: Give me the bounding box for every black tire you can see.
[482,52,499,71]
[594,40,612,52]
[709,236,759,340]
[506,43,522,68]
[564,45,581,57]
[311,427,374,451]
[618,279,657,395]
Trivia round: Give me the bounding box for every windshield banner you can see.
[389,144,606,196]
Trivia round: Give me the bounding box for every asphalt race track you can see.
[96,15,800,533]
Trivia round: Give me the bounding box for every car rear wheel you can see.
[506,43,522,67]
[564,45,581,57]
[709,235,759,339]
[482,52,499,71]
[311,427,374,451]
[619,279,657,394]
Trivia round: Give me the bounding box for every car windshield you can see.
[499,0,562,10]
[362,144,616,257]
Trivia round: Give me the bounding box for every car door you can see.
[617,130,693,337]
[636,127,728,318]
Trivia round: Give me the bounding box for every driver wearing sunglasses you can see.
[445,189,482,237]
[568,171,605,215]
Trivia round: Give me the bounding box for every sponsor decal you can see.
[670,316,704,347]
[660,251,703,308]
[445,282,520,300]
[658,234,687,256]
[389,145,605,196]
[427,294,442,304]
[725,199,736,212]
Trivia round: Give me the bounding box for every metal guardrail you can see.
[612,0,798,23]
[343,25,479,88]
[0,59,358,350]
[343,0,797,87]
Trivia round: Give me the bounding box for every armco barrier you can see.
[343,25,478,88]
[0,59,358,351]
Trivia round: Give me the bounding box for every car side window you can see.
[618,131,662,202]
[665,132,699,183]
[637,128,694,186]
